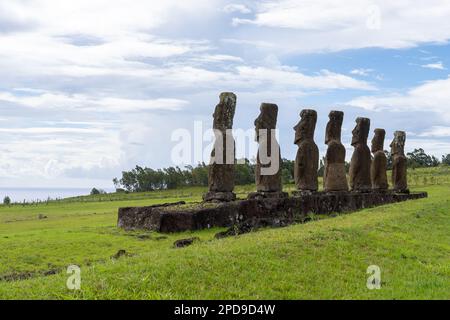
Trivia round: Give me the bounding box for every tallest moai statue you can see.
[293,109,319,193]
[203,92,237,202]
[324,111,349,192]
[248,103,287,199]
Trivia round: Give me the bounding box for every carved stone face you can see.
[294,109,317,144]
[213,92,236,131]
[325,111,344,144]
[351,117,370,146]
[371,128,386,153]
[390,131,406,156]
[255,103,278,142]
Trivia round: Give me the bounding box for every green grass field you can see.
[0,167,449,299]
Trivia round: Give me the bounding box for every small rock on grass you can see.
[111,249,130,260]
[173,237,200,248]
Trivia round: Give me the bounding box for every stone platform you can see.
[117,191,427,233]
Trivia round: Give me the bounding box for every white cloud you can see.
[350,68,374,76]
[230,0,450,53]
[419,126,450,137]
[0,127,103,135]
[421,61,446,70]
[223,4,251,14]
[234,67,376,91]
[0,92,189,112]
[1,0,217,36]
[347,76,450,122]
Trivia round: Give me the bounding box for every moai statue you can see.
[349,117,372,192]
[391,131,409,193]
[293,109,319,195]
[248,103,287,199]
[324,111,349,192]
[371,129,389,191]
[203,92,237,202]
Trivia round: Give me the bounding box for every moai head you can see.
[255,103,278,142]
[294,109,317,144]
[371,128,386,153]
[390,131,406,156]
[213,92,236,131]
[325,111,344,144]
[351,117,370,147]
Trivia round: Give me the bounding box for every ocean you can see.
[0,188,114,203]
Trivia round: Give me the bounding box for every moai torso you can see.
[349,117,372,192]
[391,131,408,193]
[324,111,349,192]
[255,103,282,193]
[371,129,388,191]
[294,109,319,192]
[205,92,236,201]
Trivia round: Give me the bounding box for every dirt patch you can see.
[0,268,60,282]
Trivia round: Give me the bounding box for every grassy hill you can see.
[0,167,448,299]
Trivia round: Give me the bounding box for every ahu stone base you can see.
[117,191,427,233]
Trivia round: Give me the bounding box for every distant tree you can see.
[318,157,325,177]
[407,148,440,168]
[442,154,450,166]
[345,161,351,173]
[385,151,393,170]
[234,159,255,185]
[112,178,120,189]
[3,196,11,206]
[190,163,209,187]
[281,158,295,183]
[281,168,292,185]
[90,188,104,195]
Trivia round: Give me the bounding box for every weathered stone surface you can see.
[253,103,283,196]
[349,117,372,192]
[203,92,237,202]
[294,109,319,192]
[247,191,288,200]
[324,111,349,192]
[215,223,254,239]
[118,192,428,233]
[203,191,236,202]
[391,131,409,193]
[371,128,389,191]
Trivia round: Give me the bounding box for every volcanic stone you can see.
[294,109,319,192]
[391,131,409,193]
[252,103,286,198]
[203,92,237,202]
[349,117,372,192]
[324,111,349,192]
[371,128,389,191]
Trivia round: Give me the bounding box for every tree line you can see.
[113,159,296,193]
[113,149,450,192]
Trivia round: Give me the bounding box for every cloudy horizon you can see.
[1,0,450,188]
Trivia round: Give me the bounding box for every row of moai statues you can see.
[203,93,408,202]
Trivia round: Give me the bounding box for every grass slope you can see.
[0,168,449,299]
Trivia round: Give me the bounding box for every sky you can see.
[1,0,450,188]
